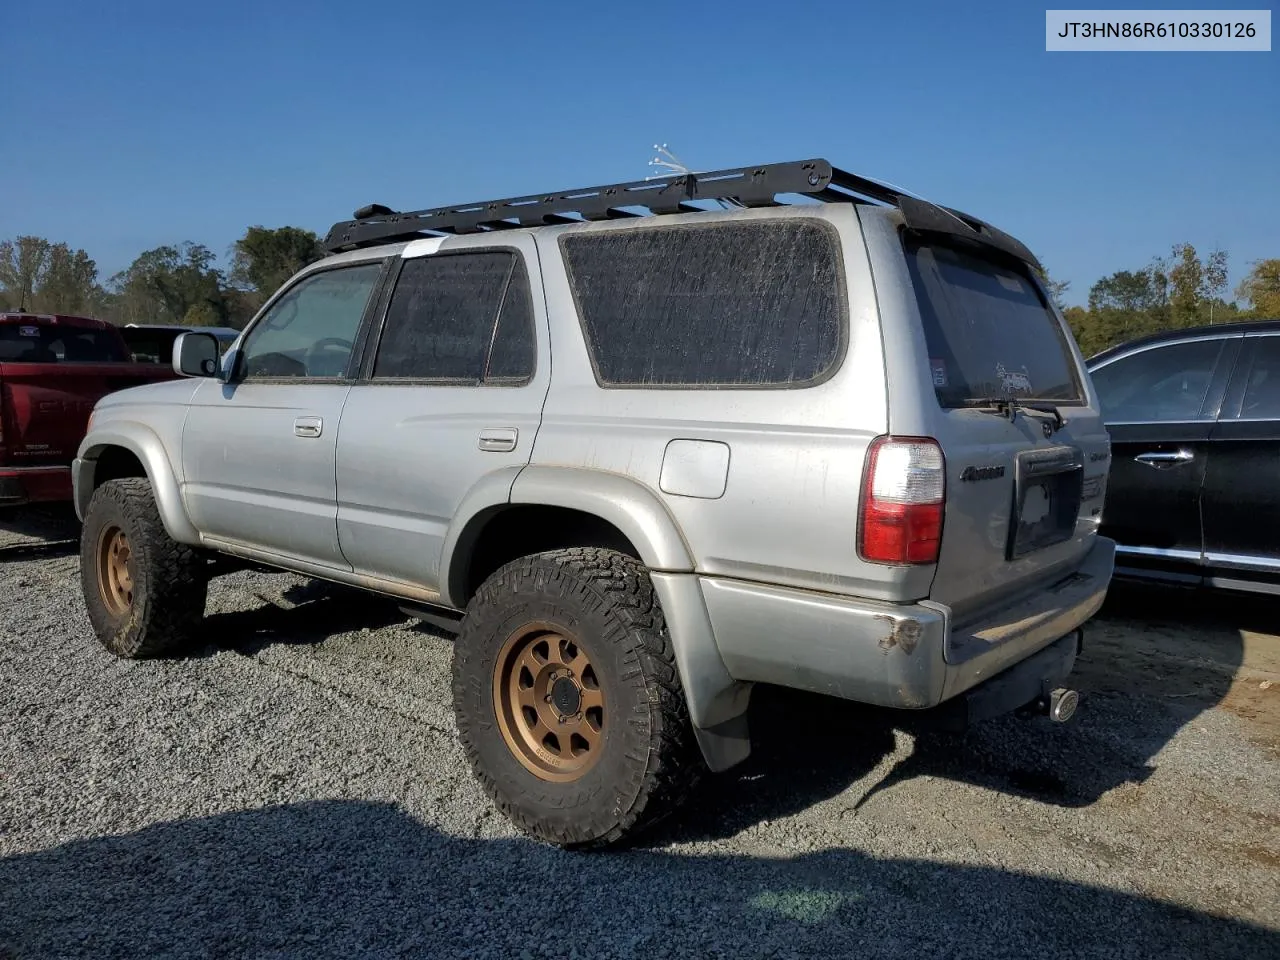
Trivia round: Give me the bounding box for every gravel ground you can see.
[1,505,1278,959]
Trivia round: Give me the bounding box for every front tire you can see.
[80,478,207,658]
[452,548,699,847]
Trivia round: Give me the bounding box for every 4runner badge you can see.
[960,464,1006,482]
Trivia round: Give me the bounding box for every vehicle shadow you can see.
[659,580,1257,841]
[198,579,408,658]
[0,504,79,563]
[1,799,1272,960]
[194,576,1259,842]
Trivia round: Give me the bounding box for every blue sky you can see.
[1,0,1276,305]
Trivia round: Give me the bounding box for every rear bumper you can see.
[701,537,1114,712]
[0,465,73,506]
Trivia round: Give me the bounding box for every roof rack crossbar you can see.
[322,157,1041,269]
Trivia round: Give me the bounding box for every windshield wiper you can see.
[958,397,1065,433]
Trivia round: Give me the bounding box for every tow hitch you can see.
[931,629,1084,731]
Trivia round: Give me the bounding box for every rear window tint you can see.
[0,324,128,363]
[374,251,535,383]
[904,238,1081,407]
[560,220,844,387]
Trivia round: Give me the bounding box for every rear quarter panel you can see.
[532,205,932,601]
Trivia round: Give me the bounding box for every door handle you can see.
[478,428,518,452]
[1135,450,1193,466]
[294,416,323,439]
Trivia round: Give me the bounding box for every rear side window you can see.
[560,220,845,387]
[373,251,536,383]
[0,324,128,363]
[904,239,1082,407]
[1237,338,1280,420]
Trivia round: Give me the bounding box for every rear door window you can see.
[904,238,1082,406]
[560,219,845,387]
[372,251,536,384]
[1091,339,1225,423]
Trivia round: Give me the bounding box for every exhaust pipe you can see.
[1047,687,1079,723]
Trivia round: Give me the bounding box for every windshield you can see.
[903,237,1082,408]
[0,323,129,363]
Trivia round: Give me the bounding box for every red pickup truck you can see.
[0,313,176,506]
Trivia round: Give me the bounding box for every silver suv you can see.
[73,160,1115,847]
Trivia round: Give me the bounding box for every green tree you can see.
[1087,266,1167,314]
[1082,264,1170,350]
[182,302,221,327]
[1236,259,1280,318]
[1166,243,1228,327]
[111,243,228,325]
[35,243,101,314]
[230,226,324,307]
[0,236,53,312]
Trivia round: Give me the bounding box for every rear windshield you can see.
[0,323,128,363]
[903,238,1081,407]
[119,328,183,364]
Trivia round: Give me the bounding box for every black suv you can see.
[1089,320,1280,594]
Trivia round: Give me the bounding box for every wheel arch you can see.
[440,467,751,771]
[76,425,200,544]
[440,466,695,609]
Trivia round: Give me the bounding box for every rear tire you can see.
[80,478,207,658]
[452,547,699,848]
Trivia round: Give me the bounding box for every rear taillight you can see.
[858,436,946,565]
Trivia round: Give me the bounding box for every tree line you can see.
[1045,244,1280,357]
[0,227,326,330]
[2,228,1278,355]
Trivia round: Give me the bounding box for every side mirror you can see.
[173,332,221,378]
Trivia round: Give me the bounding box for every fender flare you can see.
[76,425,200,545]
[508,465,695,568]
[438,465,696,608]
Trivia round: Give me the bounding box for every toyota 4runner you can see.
[72,159,1115,847]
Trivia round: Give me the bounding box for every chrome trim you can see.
[1114,544,1202,562]
[1134,450,1194,466]
[1087,332,1244,372]
[1103,419,1211,427]
[1206,576,1280,597]
[1204,551,1280,572]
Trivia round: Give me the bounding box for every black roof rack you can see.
[323,158,1040,269]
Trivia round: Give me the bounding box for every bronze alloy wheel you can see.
[97,524,135,617]
[493,621,605,782]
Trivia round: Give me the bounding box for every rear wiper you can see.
[958,397,1065,433]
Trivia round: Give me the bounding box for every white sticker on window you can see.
[930,358,948,387]
[996,362,1034,395]
[19,325,40,337]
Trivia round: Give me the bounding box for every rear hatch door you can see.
[902,237,1109,625]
